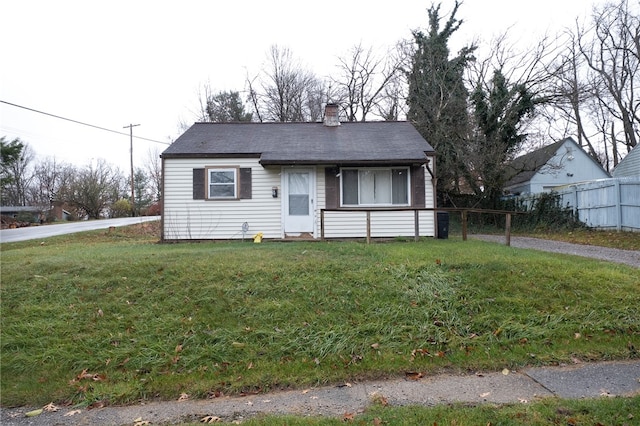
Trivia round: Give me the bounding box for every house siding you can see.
[528,140,609,194]
[163,158,282,240]
[163,160,436,240]
[612,145,640,177]
[319,166,436,238]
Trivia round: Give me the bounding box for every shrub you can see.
[110,199,132,218]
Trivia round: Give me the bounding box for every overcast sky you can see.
[1,0,606,172]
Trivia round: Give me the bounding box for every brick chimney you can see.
[323,103,340,127]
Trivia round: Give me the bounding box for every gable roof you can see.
[162,121,434,166]
[612,144,640,177]
[505,139,567,187]
[504,137,607,187]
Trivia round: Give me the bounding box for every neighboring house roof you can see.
[612,144,640,177]
[504,137,606,187]
[162,121,435,165]
[0,206,43,214]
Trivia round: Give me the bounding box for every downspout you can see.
[425,155,437,237]
[160,154,165,242]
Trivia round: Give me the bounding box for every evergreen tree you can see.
[470,69,535,207]
[407,1,476,204]
[205,91,253,122]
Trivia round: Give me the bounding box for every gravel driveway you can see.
[471,234,640,268]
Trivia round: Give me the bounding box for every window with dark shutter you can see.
[324,167,339,209]
[193,168,205,200]
[411,165,425,207]
[239,168,252,199]
[193,167,252,200]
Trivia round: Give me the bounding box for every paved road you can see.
[0,216,160,243]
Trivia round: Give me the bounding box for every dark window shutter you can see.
[325,167,339,209]
[239,168,252,199]
[193,168,205,200]
[411,165,425,207]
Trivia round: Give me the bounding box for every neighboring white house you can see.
[612,144,640,177]
[160,104,437,241]
[504,137,610,195]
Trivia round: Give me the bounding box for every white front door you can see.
[283,168,315,234]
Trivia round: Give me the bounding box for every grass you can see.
[1,222,639,411]
[190,395,640,425]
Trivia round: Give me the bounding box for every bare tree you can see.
[578,0,640,163]
[144,146,162,202]
[250,45,326,122]
[28,157,75,211]
[332,43,404,121]
[59,159,124,219]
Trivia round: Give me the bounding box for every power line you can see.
[0,100,171,145]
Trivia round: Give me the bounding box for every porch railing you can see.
[320,208,524,246]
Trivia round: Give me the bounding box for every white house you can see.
[504,137,610,195]
[160,104,437,241]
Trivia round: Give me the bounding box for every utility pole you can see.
[123,123,140,216]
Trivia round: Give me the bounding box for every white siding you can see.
[163,158,282,240]
[319,166,436,239]
[164,160,436,240]
[613,145,640,177]
[529,140,610,193]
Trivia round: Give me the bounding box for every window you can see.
[207,167,237,199]
[341,168,409,206]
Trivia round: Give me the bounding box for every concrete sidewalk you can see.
[2,360,639,425]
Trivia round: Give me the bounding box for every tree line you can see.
[195,0,638,208]
[0,136,161,220]
[3,0,637,216]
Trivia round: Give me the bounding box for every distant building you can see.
[504,137,610,195]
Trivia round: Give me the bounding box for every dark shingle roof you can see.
[162,121,434,165]
[504,139,570,187]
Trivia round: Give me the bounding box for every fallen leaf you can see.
[43,402,58,412]
[178,392,190,401]
[480,392,491,398]
[175,344,183,353]
[405,371,424,380]
[371,343,380,350]
[134,417,151,426]
[64,410,82,417]
[518,398,528,403]
[201,415,222,423]
[373,418,383,426]
[574,332,581,339]
[87,400,107,409]
[25,409,43,417]
[97,309,104,317]
[343,412,355,422]
[302,389,310,394]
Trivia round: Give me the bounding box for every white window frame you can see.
[206,167,238,199]
[340,167,411,207]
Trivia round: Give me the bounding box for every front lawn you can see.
[1,225,638,407]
